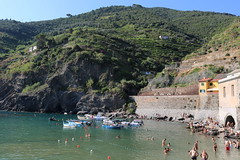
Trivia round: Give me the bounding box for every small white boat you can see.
[63,122,76,128]
[121,121,130,126]
[129,120,144,126]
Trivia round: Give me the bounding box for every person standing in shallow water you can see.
[225,140,230,151]
[200,150,208,160]
[162,138,166,146]
[189,147,199,160]
[213,143,217,152]
[194,141,199,150]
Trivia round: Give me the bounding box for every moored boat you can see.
[102,124,122,129]
[129,120,144,126]
[102,118,123,129]
[63,122,77,128]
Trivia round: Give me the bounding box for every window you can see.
[231,85,234,96]
[209,82,213,86]
[223,87,226,97]
[201,83,204,86]
[200,89,205,93]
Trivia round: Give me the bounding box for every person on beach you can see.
[235,140,240,149]
[162,138,166,146]
[213,143,217,152]
[225,140,230,151]
[189,147,199,160]
[200,150,208,160]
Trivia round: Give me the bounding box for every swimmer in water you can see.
[162,138,166,146]
[200,150,208,160]
[163,148,172,154]
[116,135,120,139]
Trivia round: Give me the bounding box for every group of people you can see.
[188,141,209,160]
[162,138,173,154]
[162,138,209,160]
[187,117,240,159]
[189,148,209,160]
[225,139,240,150]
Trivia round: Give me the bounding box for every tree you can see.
[66,14,73,17]
[35,34,47,50]
[46,38,56,48]
[86,78,94,90]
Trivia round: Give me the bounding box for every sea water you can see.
[0,111,240,160]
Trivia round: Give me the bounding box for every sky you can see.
[0,0,239,22]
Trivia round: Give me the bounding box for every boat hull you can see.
[102,124,122,129]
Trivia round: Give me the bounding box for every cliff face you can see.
[0,59,125,113]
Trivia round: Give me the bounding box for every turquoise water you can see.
[0,111,240,160]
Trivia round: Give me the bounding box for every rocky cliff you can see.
[0,59,125,114]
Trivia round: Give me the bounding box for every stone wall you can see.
[132,94,219,120]
[195,94,219,120]
[138,84,198,96]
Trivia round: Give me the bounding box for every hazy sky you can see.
[0,0,239,22]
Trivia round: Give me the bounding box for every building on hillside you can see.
[28,46,37,52]
[159,35,169,40]
[198,78,220,95]
[218,70,240,129]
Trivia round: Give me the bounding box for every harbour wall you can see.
[131,94,219,120]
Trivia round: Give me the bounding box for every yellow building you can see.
[199,78,219,95]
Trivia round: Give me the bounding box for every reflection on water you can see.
[0,111,239,160]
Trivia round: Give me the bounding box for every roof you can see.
[199,78,212,82]
[219,71,240,83]
[199,74,226,82]
[199,78,221,82]
[210,79,220,82]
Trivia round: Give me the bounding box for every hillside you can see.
[0,5,238,113]
[1,6,236,61]
[143,18,240,93]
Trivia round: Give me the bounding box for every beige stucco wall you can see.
[219,78,240,129]
[219,79,240,108]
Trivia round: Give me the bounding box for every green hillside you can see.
[0,5,238,96]
[0,6,236,62]
[144,18,240,91]
[195,18,240,55]
[1,5,238,92]
[0,5,239,113]
[2,28,158,92]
